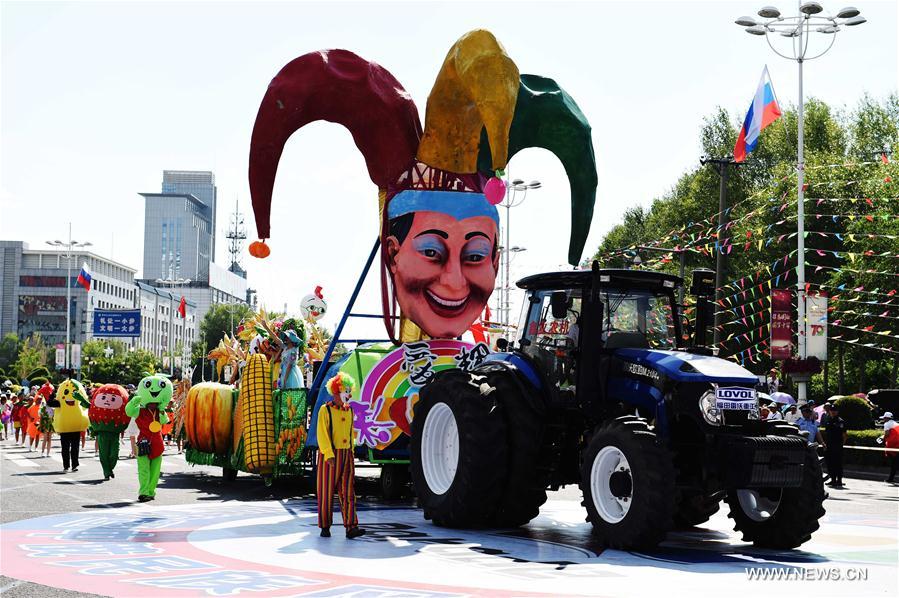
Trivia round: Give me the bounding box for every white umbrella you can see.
[770,391,796,405]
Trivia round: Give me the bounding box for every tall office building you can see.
[139,170,248,349]
[140,170,216,284]
[162,171,217,258]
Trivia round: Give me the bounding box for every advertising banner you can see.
[70,343,81,370]
[806,293,828,361]
[771,289,793,360]
[92,309,141,337]
[55,344,65,368]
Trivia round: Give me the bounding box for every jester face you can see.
[386,191,499,339]
[135,374,173,408]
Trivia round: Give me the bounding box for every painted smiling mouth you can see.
[65,400,75,406]
[425,290,469,313]
[149,390,161,398]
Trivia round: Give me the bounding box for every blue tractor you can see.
[410,264,825,549]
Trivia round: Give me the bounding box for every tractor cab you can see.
[514,268,684,405]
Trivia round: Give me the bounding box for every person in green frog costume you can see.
[125,374,173,502]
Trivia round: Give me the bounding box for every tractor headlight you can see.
[699,390,723,426]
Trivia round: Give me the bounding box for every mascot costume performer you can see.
[89,384,131,480]
[53,379,90,471]
[125,374,173,502]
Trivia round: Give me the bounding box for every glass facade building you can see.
[162,170,217,258]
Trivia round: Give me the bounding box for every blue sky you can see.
[2,0,896,337]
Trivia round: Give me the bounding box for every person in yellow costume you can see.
[316,372,365,539]
[53,379,90,472]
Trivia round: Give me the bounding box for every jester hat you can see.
[249,30,597,337]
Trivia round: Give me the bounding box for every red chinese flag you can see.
[178,296,187,319]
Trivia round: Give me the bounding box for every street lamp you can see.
[47,223,92,371]
[500,179,541,332]
[155,278,191,375]
[736,2,866,403]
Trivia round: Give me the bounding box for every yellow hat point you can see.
[417,30,519,174]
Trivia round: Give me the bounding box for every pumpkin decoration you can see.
[183,382,234,455]
[248,240,270,258]
[88,384,130,434]
[240,353,276,473]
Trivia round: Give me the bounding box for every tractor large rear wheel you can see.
[411,370,507,527]
[580,417,675,549]
[483,365,548,527]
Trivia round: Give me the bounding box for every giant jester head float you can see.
[249,30,597,342]
[89,383,130,433]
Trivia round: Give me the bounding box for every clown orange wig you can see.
[326,372,356,398]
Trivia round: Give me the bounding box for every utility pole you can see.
[700,156,737,347]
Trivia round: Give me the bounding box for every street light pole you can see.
[65,223,72,369]
[500,178,541,332]
[47,224,91,371]
[736,2,866,402]
[155,277,190,376]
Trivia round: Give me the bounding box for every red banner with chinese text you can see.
[770,289,793,360]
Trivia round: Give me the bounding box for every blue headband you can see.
[387,190,500,227]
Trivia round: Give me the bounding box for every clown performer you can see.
[89,384,130,480]
[125,374,173,502]
[316,372,365,539]
[52,379,91,472]
[277,318,306,390]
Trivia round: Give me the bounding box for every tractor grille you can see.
[719,434,807,488]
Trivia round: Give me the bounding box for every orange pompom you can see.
[249,240,270,258]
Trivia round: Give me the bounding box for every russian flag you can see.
[733,66,782,163]
[76,263,92,291]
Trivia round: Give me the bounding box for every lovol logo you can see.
[715,387,755,400]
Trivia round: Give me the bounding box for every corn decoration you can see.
[240,353,276,473]
[273,389,307,471]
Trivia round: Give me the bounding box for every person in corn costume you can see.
[316,372,365,539]
[125,374,173,502]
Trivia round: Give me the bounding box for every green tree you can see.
[193,303,254,361]
[592,94,899,397]
[0,333,19,371]
[14,334,48,381]
[81,339,160,385]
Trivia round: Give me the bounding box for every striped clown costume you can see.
[316,372,365,538]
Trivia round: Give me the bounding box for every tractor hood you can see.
[614,348,758,386]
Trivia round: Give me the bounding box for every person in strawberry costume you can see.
[125,374,173,502]
[89,384,130,480]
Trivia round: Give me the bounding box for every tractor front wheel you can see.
[580,417,675,549]
[725,443,825,548]
[411,370,507,527]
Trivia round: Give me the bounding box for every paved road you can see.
[1,436,897,597]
